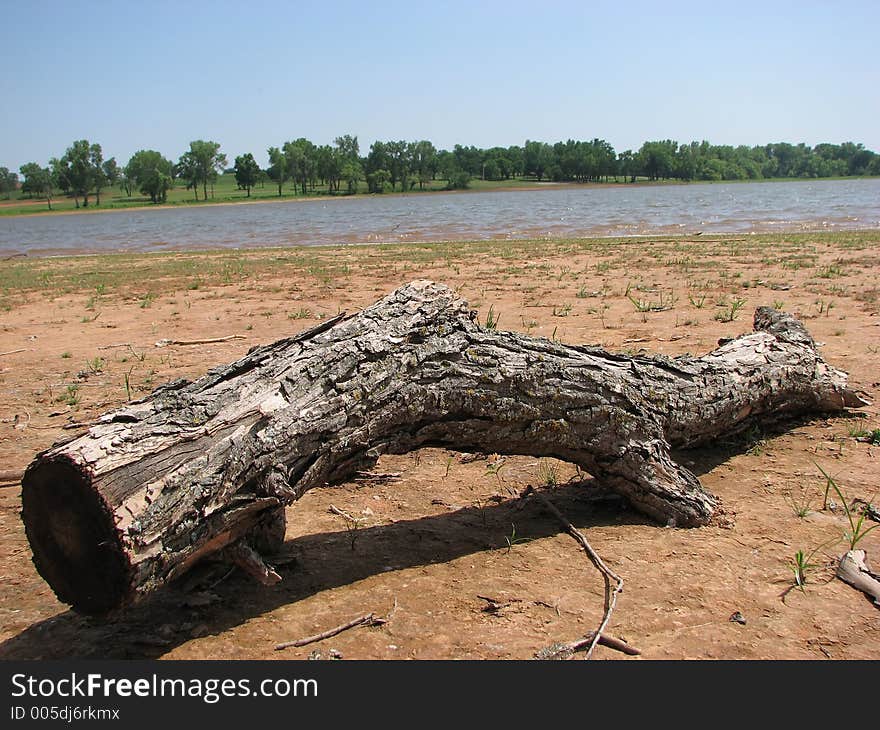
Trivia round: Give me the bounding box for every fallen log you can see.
[21,280,866,614]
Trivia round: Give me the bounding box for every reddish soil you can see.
[1,233,878,660]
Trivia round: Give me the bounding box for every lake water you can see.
[1,178,878,257]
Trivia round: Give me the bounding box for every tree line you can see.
[3,136,878,209]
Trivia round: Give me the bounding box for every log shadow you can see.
[0,480,645,660]
[673,411,861,477]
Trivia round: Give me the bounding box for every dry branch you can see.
[535,632,641,659]
[524,485,624,659]
[154,335,246,348]
[19,280,866,614]
[275,612,384,650]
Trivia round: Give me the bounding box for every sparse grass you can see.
[816,264,844,279]
[484,458,506,485]
[484,304,500,330]
[123,366,134,401]
[552,303,572,317]
[55,384,80,407]
[815,463,879,550]
[789,548,821,593]
[537,459,559,487]
[714,297,747,323]
[816,299,835,316]
[503,523,532,554]
[847,426,880,445]
[785,486,815,518]
[627,289,675,313]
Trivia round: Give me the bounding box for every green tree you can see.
[639,140,677,180]
[283,138,317,195]
[341,160,363,194]
[177,140,226,201]
[445,170,471,190]
[365,142,391,185]
[90,143,107,205]
[19,163,55,209]
[0,167,18,199]
[316,145,342,192]
[56,140,95,207]
[334,134,360,162]
[266,147,289,196]
[334,135,360,194]
[366,168,391,193]
[117,170,134,197]
[233,153,260,197]
[410,140,437,190]
[386,141,411,191]
[125,150,174,203]
[102,158,120,190]
[523,140,555,181]
[617,150,638,182]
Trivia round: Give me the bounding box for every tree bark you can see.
[21,281,866,615]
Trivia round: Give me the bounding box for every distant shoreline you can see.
[2,175,878,221]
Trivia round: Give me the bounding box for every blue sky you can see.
[1,0,878,171]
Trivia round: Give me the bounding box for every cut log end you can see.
[21,457,131,615]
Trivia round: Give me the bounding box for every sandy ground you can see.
[0,232,878,660]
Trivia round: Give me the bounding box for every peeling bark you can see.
[21,280,866,614]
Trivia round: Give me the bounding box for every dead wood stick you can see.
[0,349,27,357]
[154,335,246,348]
[275,612,383,651]
[329,504,359,522]
[524,485,624,659]
[536,631,641,659]
[0,470,22,487]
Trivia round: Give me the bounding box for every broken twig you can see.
[0,349,27,357]
[155,335,246,348]
[535,631,641,659]
[523,485,625,659]
[329,504,359,522]
[275,612,385,651]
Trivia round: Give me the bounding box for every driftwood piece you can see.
[837,550,880,606]
[20,280,866,614]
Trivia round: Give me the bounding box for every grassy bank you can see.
[0,174,561,217]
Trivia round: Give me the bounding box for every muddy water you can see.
[2,178,878,256]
